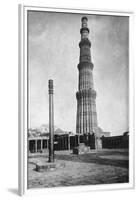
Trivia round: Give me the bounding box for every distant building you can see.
[96,127,110,137]
[28,125,70,153]
[101,132,129,149]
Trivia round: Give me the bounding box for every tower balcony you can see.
[80,27,89,34]
[76,89,97,100]
[77,61,94,71]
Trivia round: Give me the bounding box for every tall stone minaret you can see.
[76,17,100,148]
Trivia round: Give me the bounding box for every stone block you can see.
[35,161,65,172]
[73,143,90,155]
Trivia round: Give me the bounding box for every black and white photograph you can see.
[1,0,138,199]
[24,7,132,191]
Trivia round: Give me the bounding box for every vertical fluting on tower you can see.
[76,17,98,143]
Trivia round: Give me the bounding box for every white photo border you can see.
[18,4,135,196]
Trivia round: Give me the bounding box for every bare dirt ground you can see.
[28,149,129,189]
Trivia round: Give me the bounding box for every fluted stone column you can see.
[76,17,100,149]
[41,139,43,151]
[35,140,37,153]
[48,79,54,162]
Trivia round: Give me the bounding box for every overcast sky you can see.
[28,11,129,136]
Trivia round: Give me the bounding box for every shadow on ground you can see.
[7,188,18,195]
[55,150,129,169]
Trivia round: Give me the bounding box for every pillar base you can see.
[35,160,65,172]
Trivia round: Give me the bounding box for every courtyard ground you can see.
[28,149,129,189]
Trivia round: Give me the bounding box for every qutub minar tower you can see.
[76,17,101,149]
